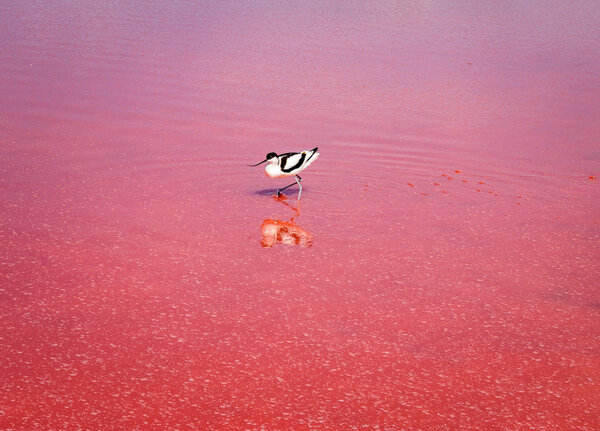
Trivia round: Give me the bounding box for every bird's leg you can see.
[276,180,298,196]
[295,175,303,199]
[275,175,303,197]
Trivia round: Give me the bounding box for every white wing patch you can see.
[280,152,304,171]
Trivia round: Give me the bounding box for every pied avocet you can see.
[249,147,319,198]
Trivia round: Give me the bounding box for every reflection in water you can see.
[261,200,313,248]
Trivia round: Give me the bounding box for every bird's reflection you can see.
[261,198,313,248]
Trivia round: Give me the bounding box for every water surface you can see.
[1,1,599,429]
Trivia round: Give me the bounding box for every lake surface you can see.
[1,1,599,429]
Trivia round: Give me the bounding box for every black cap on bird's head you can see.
[248,152,278,167]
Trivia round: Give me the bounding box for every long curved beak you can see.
[248,159,267,167]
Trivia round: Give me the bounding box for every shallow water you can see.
[1,1,599,429]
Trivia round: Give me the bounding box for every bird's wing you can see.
[280,152,306,173]
[305,147,318,162]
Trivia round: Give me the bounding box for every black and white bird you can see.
[249,147,319,198]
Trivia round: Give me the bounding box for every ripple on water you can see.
[306,139,596,207]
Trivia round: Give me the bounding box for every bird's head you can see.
[249,152,278,167]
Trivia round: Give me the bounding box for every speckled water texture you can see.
[1,1,599,429]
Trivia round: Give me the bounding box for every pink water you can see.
[1,1,599,429]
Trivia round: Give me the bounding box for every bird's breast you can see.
[265,164,287,178]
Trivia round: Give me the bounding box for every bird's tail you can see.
[303,148,319,169]
[306,147,319,162]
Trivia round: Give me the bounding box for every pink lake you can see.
[1,1,599,429]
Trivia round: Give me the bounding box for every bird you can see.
[249,147,319,199]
